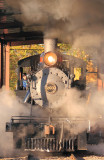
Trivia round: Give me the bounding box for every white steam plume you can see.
[53,88,104,135]
[0,87,50,157]
[5,0,104,79]
[0,87,29,157]
[5,0,104,39]
[88,144,104,155]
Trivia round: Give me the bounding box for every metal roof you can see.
[0,0,44,45]
[18,55,40,67]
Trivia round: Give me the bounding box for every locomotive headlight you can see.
[48,56,54,63]
[44,52,57,66]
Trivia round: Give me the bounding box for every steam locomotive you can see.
[6,41,90,152]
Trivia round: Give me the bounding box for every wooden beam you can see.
[0,21,23,29]
[5,42,10,90]
[10,39,43,46]
[0,31,43,43]
[0,43,1,88]
[0,41,3,88]
[0,31,43,38]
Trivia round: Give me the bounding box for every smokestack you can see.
[44,38,57,53]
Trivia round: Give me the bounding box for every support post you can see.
[97,79,104,90]
[17,67,23,89]
[5,42,10,90]
[0,41,3,88]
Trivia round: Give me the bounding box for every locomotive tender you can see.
[6,39,89,152]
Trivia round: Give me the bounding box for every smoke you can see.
[6,0,74,24]
[0,87,30,157]
[1,87,104,155]
[5,0,104,78]
[0,87,50,157]
[51,88,104,136]
[5,0,104,39]
[88,144,104,155]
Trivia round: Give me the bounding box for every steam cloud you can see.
[0,87,49,157]
[5,0,104,40]
[1,87,104,156]
[52,88,104,135]
[88,143,104,155]
[5,0,104,78]
[0,87,29,157]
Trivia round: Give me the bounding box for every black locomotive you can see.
[6,50,89,152]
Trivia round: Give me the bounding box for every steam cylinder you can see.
[44,38,57,53]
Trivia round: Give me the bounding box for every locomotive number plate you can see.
[45,82,57,94]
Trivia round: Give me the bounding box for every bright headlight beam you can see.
[44,52,57,66]
[48,56,55,63]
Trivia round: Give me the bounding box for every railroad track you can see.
[0,154,77,160]
[39,154,77,160]
[1,150,104,160]
[0,156,28,160]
